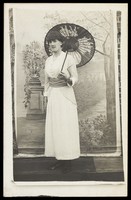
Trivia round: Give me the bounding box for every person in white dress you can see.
[44,31,80,173]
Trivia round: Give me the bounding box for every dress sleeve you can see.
[44,61,50,96]
[67,55,78,86]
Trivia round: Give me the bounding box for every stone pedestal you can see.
[26,84,45,120]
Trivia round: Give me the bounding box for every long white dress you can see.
[44,51,80,160]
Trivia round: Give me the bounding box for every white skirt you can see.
[45,86,80,160]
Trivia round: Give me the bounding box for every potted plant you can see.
[23,41,46,108]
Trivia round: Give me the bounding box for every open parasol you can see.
[44,23,95,68]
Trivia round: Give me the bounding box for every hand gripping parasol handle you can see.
[60,51,68,73]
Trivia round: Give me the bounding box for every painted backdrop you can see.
[11,8,121,155]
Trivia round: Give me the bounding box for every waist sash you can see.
[49,77,67,88]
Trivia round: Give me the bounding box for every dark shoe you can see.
[61,161,72,174]
[49,161,63,170]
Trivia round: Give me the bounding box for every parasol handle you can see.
[60,51,68,73]
[60,51,73,86]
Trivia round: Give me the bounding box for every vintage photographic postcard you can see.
[4,3,128,197]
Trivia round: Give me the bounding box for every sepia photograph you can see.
[4,3,128,197]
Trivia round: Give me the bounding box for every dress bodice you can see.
[45,51,71,79]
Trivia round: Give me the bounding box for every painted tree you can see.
[9,8,18,155]
[78,11,116,131]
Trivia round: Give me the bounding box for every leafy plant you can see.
[22,41,47,108]
[23,41,46,77]
[79,114,114,152]
[23,76,32,108]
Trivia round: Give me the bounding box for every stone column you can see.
[26,77,45,120]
